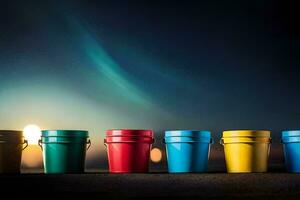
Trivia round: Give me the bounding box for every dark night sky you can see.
[0,0,299,167]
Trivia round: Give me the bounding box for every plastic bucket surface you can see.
[282,130,300,173]
[40,130,90,174]
[105,129,154,173]
[164,130,212,173]
[0,130,28,173]
[221,130,271,173]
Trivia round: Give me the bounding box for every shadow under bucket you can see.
[164,130,212,173]
[0,130,28,173]
[221,130,271,173]
[39,130,91,174]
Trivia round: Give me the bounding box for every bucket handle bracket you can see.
[38,139,43,150]
[86,139,91,150]
[22,140,28,150]
[220,138,224,145]
[104,139,107,148]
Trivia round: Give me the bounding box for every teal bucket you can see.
[39,130,91,174]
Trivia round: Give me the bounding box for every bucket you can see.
[39,130,91,174]
[221,130,271,173]
[0,130,28,173]
[164,130,212,173]
[282,130,300,173]
[104,129,154,173]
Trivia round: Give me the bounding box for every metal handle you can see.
[220,138,224,145]
[38,139,91,150]
[22,140,28,150]
[104,139,107,148]
[38,139,43,150]
[104,138,154,144]
[163,138,214,144]
[86,139,91,150]
[0,140,29,150]
[220,137,272,145]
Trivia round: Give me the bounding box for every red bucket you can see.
[104,129,154,173]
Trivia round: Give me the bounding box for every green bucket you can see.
[0,130,28,173]
[39,130,91,174]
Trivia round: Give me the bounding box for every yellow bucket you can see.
[220,130,271,173]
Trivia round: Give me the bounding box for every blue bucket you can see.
[164,130,212,173]
[282,130,300,173]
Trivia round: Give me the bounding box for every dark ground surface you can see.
[1,145,291,198]
[1,170,300,199]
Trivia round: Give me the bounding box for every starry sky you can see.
[0,0,299,168]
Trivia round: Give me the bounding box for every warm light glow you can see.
[21,145,43,168]
[150,148,162,163]
[23,124,41,145]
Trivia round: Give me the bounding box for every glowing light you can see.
[21,145,43,168]
[23,124,41,145]
[150,148,162,163]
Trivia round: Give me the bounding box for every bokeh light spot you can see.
[150,148,162,163]
[23,124,41,145]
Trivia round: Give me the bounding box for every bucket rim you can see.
[221,137,271,144]
[222,130,270,138]
[42,130,89,137]
[0,130,23,133]
[165,130,211,138]
[281,137,300,143]
[164,136,212,143]
[281,131,300,143]
[282,130,300,137]
[104,139,154,144]
[0,130,24,138]
[42,129,88,131]
[106,129,153,137]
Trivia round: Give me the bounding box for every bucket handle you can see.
[163,138,213,144]
[220,138,272,145]
[104,138,155,146]
[104,138,155,144]
[86,139,91,150]
[22,140,28,150]
[38,139,43,150]
[38,139,92,150]
[0,140,29,150]
[220,138,224,145]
